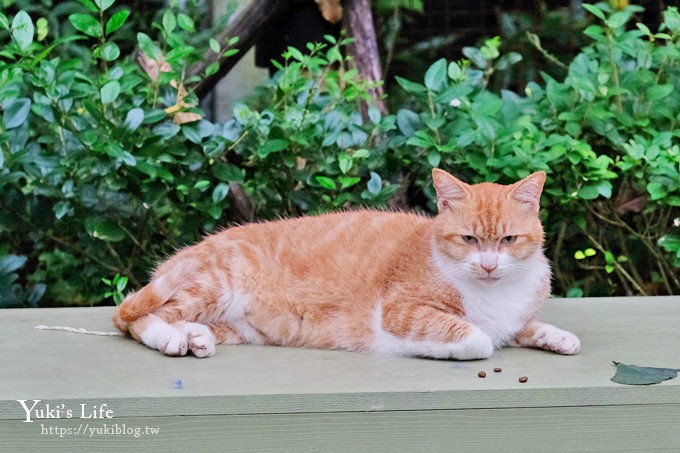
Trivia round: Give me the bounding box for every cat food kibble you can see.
[494,367,502,372]
[518,376,528,383]
[477,371,486,378]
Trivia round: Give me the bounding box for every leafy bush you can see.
[0,1,392,307]
[1,1,678,307]
[388,3,680,296]
[221,37,399,217]
[0,0,244,306]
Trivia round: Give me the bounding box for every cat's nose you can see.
[479,252,498,273]
[481,263,497,274]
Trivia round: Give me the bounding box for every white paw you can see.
[537,325,581,355]
[159,332,189,356]
[182,323,216,358]
[450,327,494,360]
[140,321,189,356]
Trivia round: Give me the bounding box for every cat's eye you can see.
[462,235,478,244]
[501,235,517,244]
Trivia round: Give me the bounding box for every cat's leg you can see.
[510,319,580,355]
[128,314,189,356]
[375,302,494,360]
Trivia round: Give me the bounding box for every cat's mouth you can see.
[479,275,501,283]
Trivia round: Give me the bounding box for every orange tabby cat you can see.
[113,169,580,359]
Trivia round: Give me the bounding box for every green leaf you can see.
[162,10,176,33]
[11,11,34,50]
[106,9,130,35]
[578,184,600,200]
[98,42,120,61]
[85,219,125,242]
[153,122,180,140]
[315,176,336,190]
[205,61,220,77]
[69,13,102,38]
[339,176,361,190]
[209,38,220,53]
[447,62,462,80]
[212,163,243,183]
[427,150,441,168]
[658,235,680,253]
[79,0,99,13]
[0,13,9,31]
[462,46,487,68]
[338,154,352,174]
[396,109,422,137]
[606,11,632,29]
[647,181,667,200]
[53,201,71,219]
[94,0,115,11]
[177,13,195,32]
[367,171,382,195]
[574,250,586,260]
[395,76,427,95]
[124,107,144,131]
[194,180,210,191]
[3,97,31,129]
[116,276,128,292]
[424,58,447,91]
[566,287,583,298]
[636,23,651,36]
[596,180,612,198]
[100,81,120,104]
[582,3,605,20]
[257,139,289,158]
[611,362,678,385]
[353,149,370,159]
[137,32,162,60]
[646,84,674,101]
[0,255,27,274]
[212,182,229,204]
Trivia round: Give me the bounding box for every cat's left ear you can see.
[509,171,546,213]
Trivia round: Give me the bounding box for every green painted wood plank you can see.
[2,405,679,452]
[1,297,679,420]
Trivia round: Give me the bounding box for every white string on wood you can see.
[34,325,124,336]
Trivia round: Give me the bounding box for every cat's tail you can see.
[112,280,168,334]
[113,255,200,333]
[112,274,177,334]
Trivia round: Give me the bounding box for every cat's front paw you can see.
[451,327,494,360]
[537,325,580,355]
[186,324,216,358]
[159,332,189,356]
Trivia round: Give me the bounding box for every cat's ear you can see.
[509,171,546,213]
[432,168,471,211]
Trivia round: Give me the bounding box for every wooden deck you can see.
[1,296,679,451]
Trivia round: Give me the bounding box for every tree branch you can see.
[190,0,289,99]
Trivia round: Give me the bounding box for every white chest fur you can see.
[432,249,549,348]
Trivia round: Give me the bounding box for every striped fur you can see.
[113,169,580,359]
